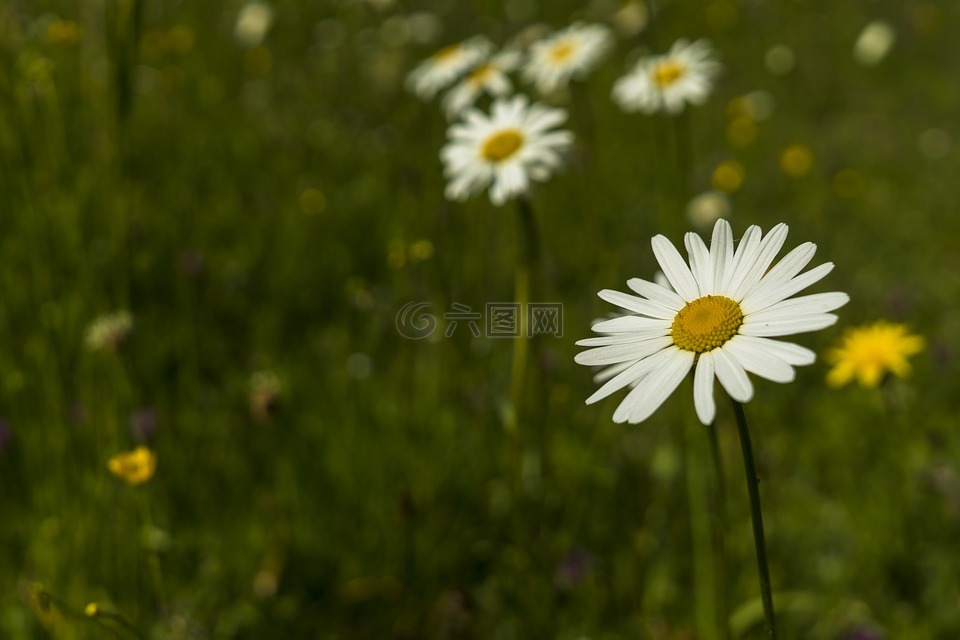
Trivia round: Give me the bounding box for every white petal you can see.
[684,232,713,295]
[731,335,816,366]
[590,315,672,334]
[593,360,634,384]
[693,353,717,425]
[745,292,849,322]
[721,225,761,295]
[613,348,694,424]
[724,336,795,383]
[730,223,789,301]
[740,313,839,337]
[709,219,734,294]
[577,332,666,346]
[741,263,836,313]
[606,347,682,416]
[739,243,817,311]
[597,290,676,319]
[712,347,754,402]
[575,335,674,366]
[626,278,686,311]
[651,235,700,301]
[586,351,668,404]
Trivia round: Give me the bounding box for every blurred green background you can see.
[1,0,959,638]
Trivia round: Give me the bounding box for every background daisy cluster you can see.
[0,0,958,638]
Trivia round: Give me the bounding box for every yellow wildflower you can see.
[826,321,925,388]
[107,446,157,485]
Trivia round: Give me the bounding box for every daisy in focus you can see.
[406,36,493,100]
[576,219,848,425]
[826,321,924,388]
[612,39,720,115]
[441,95,573,206]
[441,50,522,118]
[108,446,157,485]
[522,22,613,95]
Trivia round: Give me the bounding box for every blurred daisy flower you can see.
[576,219,848,425]
[522,22,613,95]
[108,446,157,485]
[235,1,274,48]
[853,20,895,67]
[686,190,731,229]
[85,311,133,353]
[826,321,924,388]
[407,36,493,100]
[441,50,521,118]
[441,95,573,206]
[612,39,720,115]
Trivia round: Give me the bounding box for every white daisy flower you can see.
[576,219,848,425]
[522,22,614,95]
[440,95,573,206]
[612,38,720,115]
[441,50,522,118]
[406,36,493,100]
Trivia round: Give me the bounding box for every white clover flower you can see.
[687,190,731,229]
[576,219,848,425]
[85,311,134,353]
[406,36,493,100]
[440,95,573,206]
[441,50,521,118]
[612,39,720,115]
[235,2,274,48]
[853,20,895,66]
[522,22,613,94]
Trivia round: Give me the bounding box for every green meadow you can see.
[1,0,959,637]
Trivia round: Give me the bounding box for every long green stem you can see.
[730,399,777,638]
[507,197,540,485]
[137,491,169,623]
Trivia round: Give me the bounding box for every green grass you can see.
[1,0,960,638]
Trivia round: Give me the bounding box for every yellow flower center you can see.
[671,295,743,353]
[549,40,577,64]
[653,60,685,87]
[433,44,461,62]
[481,129,524,163]
[468,63,493,86]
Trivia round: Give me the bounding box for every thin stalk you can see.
[137,491,169,623]
[507,197,540,485]
[730,398,777,639]
[670,111,692,204]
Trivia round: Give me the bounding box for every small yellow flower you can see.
[84,603,99,617]
[826,321,925,388]
[780,143,813,177]
[711,159,745,193]
[46,20,83,46]
[107,446,157,485]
